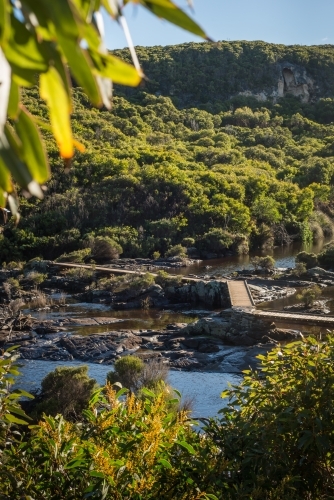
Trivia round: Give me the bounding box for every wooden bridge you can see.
[254,310,334,328]
[52,261,334,329]
[227,280,255,307]
[51,262,200,283]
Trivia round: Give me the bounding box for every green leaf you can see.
[7,79,19,119]
[89,470,105,477]
[40,66,74,158]
[138,0,210,40]
[0,158,12,193]
[115,387,129,398]
[0,125,32,188]
[205,494,219,500]
[4,16,49,72]
[65,459,87,469]
[88,50,143,86]
[14,106,50,184]
[0,0,10,44]
[14,389,34,399]
[6,406,32,420]
[4,413,29,425]
[45,1,101,106]
[176,440,196,455]
[173,388,182,399]
[140,387,156,398]
[159,458,172,469]
[220,390,230,398]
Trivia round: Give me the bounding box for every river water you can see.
[172,238,330,277]
[15,237,332,418]
[16,359,239,418]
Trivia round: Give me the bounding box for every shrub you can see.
[296,250,318,269]
[107,355,144,392]
[24,271,47,285]
[259,255,275,271]
[206,335,334,498]
[1,384,200,499]
[250,255,261,270]
[318,242,334,269]
[4,277,20,293]
[296,285,322,307]
[5,261,24,270]
[181,237,195,248]
[199,228,234,253]
[24,258,49,273]
[293,261,307,276]
[65,267,94,280]
[152,250,161,259]
[155,269,183,288]
[31,366,97,420]
[165,244,187,258]
[89,236,123,262]
[56,248,91,263]
[107,355,169,393]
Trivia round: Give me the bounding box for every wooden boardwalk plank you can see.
[227,280,254,307]
[255,310,334,327]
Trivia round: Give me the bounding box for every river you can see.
[171,238,331,277]
[16,359,240,419]
[14,237,332,418]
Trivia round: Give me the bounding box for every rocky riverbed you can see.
[0,304,301,373]
[2,261,334,373]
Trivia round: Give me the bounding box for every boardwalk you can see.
[51,262,334,329]
[255,310,334,328]
[51,262,212,283]
[227,280,255,307]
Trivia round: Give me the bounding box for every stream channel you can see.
[17,238,332,418]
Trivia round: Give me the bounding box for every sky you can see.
[104,0,334,50]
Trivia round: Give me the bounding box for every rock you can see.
[181,338,200,349]
[198,343,220,353]
[265,328,301,342]
[307,267,334,278]
[170,357,202,370]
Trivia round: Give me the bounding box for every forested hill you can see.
[114,41,334,109]
[2,41,334,263]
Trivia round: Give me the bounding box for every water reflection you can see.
[171,238,332,277]
[29,303,199,336]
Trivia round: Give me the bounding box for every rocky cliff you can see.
[114,41,334,106]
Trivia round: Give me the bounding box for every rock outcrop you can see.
[181,308,300,346]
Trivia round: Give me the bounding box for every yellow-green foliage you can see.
[9,46,334,263]
[2,336,334,499]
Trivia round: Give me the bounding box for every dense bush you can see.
[5,42,334,264]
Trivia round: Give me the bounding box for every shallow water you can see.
[171,238,332,278]
[28,304,200,335]
[15,359,240,418]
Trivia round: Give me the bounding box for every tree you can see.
[0,0,209,218]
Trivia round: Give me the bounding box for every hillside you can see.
[114,41,334,110]
[2,41,334,263]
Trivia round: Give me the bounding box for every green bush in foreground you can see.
[206,335,334,498]
[1,336,334,499]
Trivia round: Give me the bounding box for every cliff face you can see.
[113,41,334,106]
